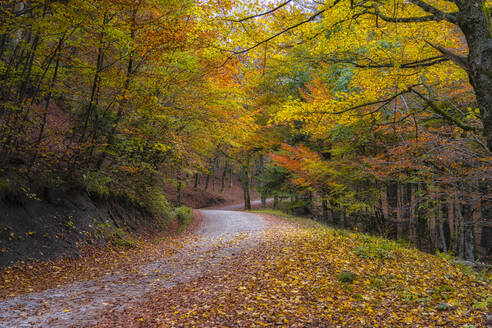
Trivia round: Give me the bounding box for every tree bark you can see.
[194,173,200,190]
[454,0,492,151]
[229,166,233,188]
[176,175,182,207]
[322,196,329,222]
[259,154,266,208]
[29,35,64,171]
[241,160,251,210]
[221,161,228,193]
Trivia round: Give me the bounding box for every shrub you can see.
[145,186,171,218]
[338,271,356,284]
[84,171,112,198]
[173,206,193,233]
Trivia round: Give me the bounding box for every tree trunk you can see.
[205,173,210,191]
[438,221,448,253]
[194,173,200,190]
[458,185,475,261]
[79,13,108,146]
[454,0,492,151]
[205,159,212,191]
[322,196,329,222]
[29,35,64,171]
[241,161,251,210]
[176,175,182,207]
[259,155,266,208]
[221,161,228,193]
[409,183,417,244]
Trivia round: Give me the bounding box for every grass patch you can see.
[353,240,398,260]
[252,209,323,228]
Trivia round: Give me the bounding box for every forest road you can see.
[0,206,269,328]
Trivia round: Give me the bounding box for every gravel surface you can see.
[0,207,269,328]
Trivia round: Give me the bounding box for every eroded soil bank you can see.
[0,190,167,268]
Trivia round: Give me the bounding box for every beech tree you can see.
[228,0,492,151]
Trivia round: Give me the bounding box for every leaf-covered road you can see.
[0,207,270,328]
[1,208,490,328]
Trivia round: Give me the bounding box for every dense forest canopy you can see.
[0,0,491,262]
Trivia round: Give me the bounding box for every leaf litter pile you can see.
[98,221,491,328]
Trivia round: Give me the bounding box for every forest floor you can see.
[1,207,491,327]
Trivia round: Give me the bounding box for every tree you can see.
[227,0,492,151]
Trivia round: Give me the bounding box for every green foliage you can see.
[0,176,14,198]
[258,163,291,198]
[288,198,312,215]
[436,302,448,311]
[173,206,193,233]
[253,209,323,228]
[111,235,138,249]
[84,171,112,198]
[436,251,457,261]
[354,240,398,260]
[472,297,492,311]
[94,221,137,248]
[332,229,349,237]
[142,186,172,219]
[337,271,356,284]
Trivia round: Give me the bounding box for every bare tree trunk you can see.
[193,173,200,190]
[29,35,64,171]
[428,187,438,251]
[205,173,210,191]
[322,196,329,222]
[241,160,251,210]
[409,183,417,244]
[221,161,228,193]
[79,12,109,146]
[229,166,233,188]
[204,159,212,191]
[438,221,448,253]
[259,154,266,208]
[458,185,475,261]
[176,175,182,207]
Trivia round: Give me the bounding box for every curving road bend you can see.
[0,206,269,328]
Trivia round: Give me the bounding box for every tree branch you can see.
[322,55,449,69]
[231,0,342,55]
[409,87,481,133]
[233,9,327,55]
[408,0,457,24]
[313,86,418,115]
[226,0,294,23]
[424,40,469,72]
[371,4,454,23]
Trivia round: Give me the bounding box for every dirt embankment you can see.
[0,190,166,268]
[0,170,256,268]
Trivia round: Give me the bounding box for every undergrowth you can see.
[173,206,193,233]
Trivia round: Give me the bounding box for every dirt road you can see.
[0,207,269,328]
